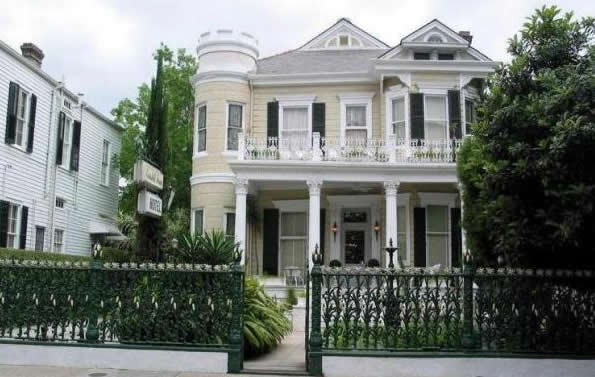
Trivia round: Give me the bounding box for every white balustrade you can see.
[240,134,462,164]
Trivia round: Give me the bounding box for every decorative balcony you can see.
[238,133,463,164]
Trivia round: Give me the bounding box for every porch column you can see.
[307,179,322,267]
[458,183,467,254]
[234,178,249,265]
[384,181,400,267]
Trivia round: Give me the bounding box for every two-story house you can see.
[190,18,498,280]
[0,41,122,255]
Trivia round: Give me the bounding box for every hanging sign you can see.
[133,160,163,192]
[137,189,162,218]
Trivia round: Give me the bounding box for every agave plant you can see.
[243,278,291,357]
[173,230,238,265]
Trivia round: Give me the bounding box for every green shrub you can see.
[101,247,134,263]
[0,248,90,262]
[286,287,298,306]
[243,278,291,357]
[172,230,239,265]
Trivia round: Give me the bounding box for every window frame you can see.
[6,203,21,249]
[464,97,476,136]
[14,86,30,150]
[338,92,374,143]
[384,86,409,142]
[418,193,457,268]
[55,197,66,209]
[53,228,65,253]
[195,103,207,157]
[223,211,236,242]
[191,208,204,234]
[100,139,111,186]
[60,115,74,170]
[423,94,449,140]
[277,95,316,142]
[225,102,244,152]
[278,211,308,276]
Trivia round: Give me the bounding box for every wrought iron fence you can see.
[308,257,595,363]
[0,259,244,355]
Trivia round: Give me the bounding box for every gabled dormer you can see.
[299,17,390,50]
[379,19,491,61]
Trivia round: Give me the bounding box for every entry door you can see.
[342,209,370,265]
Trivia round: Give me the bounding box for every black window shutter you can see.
[267,101,279,139]
[450,208,462,268]
[5,82,19,144]
[312,103,325,137]
[26,94,37,153]
[70,121,81,171]
[410,93,424,140]
[319,208,326,264]
[448,90,462,139]
[263,208,279,275]
[0,201,9,248]
[19,206,28,249]
[414,207,426,267]
[56,112,65,165]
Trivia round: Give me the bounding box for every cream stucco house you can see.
[190,18,498,282]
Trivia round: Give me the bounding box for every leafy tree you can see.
[458,6,595,268]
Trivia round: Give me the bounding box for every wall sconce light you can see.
[373,221,380,240]
[331,222,338,241]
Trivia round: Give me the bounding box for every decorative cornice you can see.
[191,71,249,86]
[190,172,236,185]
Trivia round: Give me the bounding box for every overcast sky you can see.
[1,0,593,116]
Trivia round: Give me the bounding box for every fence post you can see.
[462,251,474,349]
[309,246,323,376]
[85,248,103,343]
[228,254,244,373]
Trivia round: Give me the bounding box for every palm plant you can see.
[173,230,238,265]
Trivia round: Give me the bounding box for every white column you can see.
[384,181,400,267]
[307,179,322,267]
[458,183,467,255]
[234,178,249,264]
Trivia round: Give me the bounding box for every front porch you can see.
[230,163,464,285]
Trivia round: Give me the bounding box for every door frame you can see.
[341,208,371,265]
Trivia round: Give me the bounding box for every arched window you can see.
[427,34,445,43]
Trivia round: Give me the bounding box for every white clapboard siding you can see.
[0,41,121,256]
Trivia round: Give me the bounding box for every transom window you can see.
[391,97,406,139]
[101,140,110,185]
[426,205,449,268]
[53,229,64,253]
[465,99,476,135]
[197,105,207,153]
[280,212,307,276]
[227,103,243,150]
[7,203,19,249]
[15,87,29,148]
[281,107,308,140]
[424,95,448,140]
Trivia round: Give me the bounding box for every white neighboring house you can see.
[0,41,122,255]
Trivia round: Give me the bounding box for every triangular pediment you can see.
[401,19,470,45]
[299,18,390,50]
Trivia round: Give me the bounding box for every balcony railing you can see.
[238,132,463,164]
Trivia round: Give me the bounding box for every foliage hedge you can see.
[0,247,134,264]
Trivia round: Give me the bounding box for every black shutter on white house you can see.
[450,208,462,268]
[19,206,28,249]
[263,208,279,275]
[448,90,462,139]
[26,94,37,153]
[70,121,81,171]
[319,208,326,264]
[410,93,424,140]
[4,82,18,144]
[312,103,325,137]
[0,201,9,248]
[414,207,426,267]
[56,112,66,165]
[267,101,279,139]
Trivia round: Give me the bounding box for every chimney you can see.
[458,31,473,44]
[20,43,45,67]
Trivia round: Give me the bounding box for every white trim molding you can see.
[338,92,375,141]
[190,172,236,185]
[417,192,458,207]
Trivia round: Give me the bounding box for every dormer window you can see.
[339,35,349,46]
[428,36,443,43]
[325,34,363,49]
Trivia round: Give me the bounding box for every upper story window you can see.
[325,34,363,49]
[438,53,454,60]
[15,88,30,148]
[101,140,111,186]
[282,107,308,140]
[55,197,65,209]
[424,95,448,139]
[391,97,406,139]
[227,103,243,151]
[414,52,431,60]
[465,99,476,135]
[345,105,367,140]
[63,99,72,110]
[196,104,207,153]
[339,93,374,142]
[5,82,37,152]
[61,116,73,169]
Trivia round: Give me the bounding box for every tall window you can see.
[6,204,19,249]
[61,117,72,169]
[197,105,207,152]
[279,212,307,275]
[281,107,308,140]
[53,229,64,253]
[424,96,447,140]
[101,140,110,185]
[426,205,449,267]
[465,99,476,135]
[35,226,45,251]
[227,104,243,150]
[391,97,406,139]
[224,212,235,241]
[397,206,407,263]
[15,88,29,148]
[345,105,367,140]
[193,209,204,234]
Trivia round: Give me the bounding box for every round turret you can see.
[197,29,259,75]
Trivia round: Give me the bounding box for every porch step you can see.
[240,368,310,376]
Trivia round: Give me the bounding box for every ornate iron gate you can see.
[304,254,310,370]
